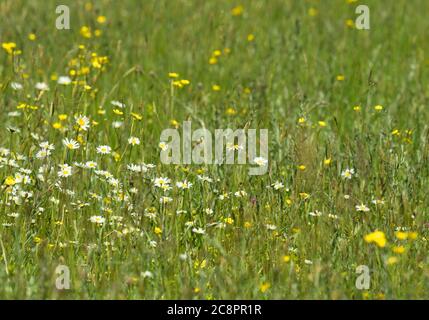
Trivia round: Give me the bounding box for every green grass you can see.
[1,0,429,299]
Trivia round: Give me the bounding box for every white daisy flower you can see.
[355,203,370,212]
[153,177,171,190]
[234,190,248,198]
[89,215,105,225]
[197,175,213,183]
[309,210,323,217]
[10,82,23,90]
[96,145,112,154]
[111,100,126,108]
[35,149,51,159]
[39,141,55,150]
[57,76,72,85]
[112,121,123,128]
[85,161,98,169]
[253,156,268,166]
[62,138,80,150]
[341,168,355,179]
[127,164,146,173]
[158,142,168,151]
[35,82,49,91]
[371,199,385,205]
[142,271,153,278]
[75,115,90,131]
[58,164,73,178]
[192,227,206,235]
[128,136,140,146]
[8,111,21,117]
[176,180,193,189]
[272,181,284,190]
[159,196,173,204]
[265,224,277,230]
[226,143,244,151]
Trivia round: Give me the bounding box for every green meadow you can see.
[0,0,429,299]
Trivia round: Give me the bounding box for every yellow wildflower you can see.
[346,19,355,28]
[231,5,244,16]
[4,176,16,186]
[212,84,221,91]
[2,42,17,55]
[226,107,237,115]
[308,8,318,17]
[131,112,143,120]
[395,231,408,240]
[224,217,234,225]
[282,255,291,263]
[392,246,405,254]
[80,26,92,38]
[96,15,107,24]
[387,257,398,265]
[260,282,270,293]
[364,230,387,248]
